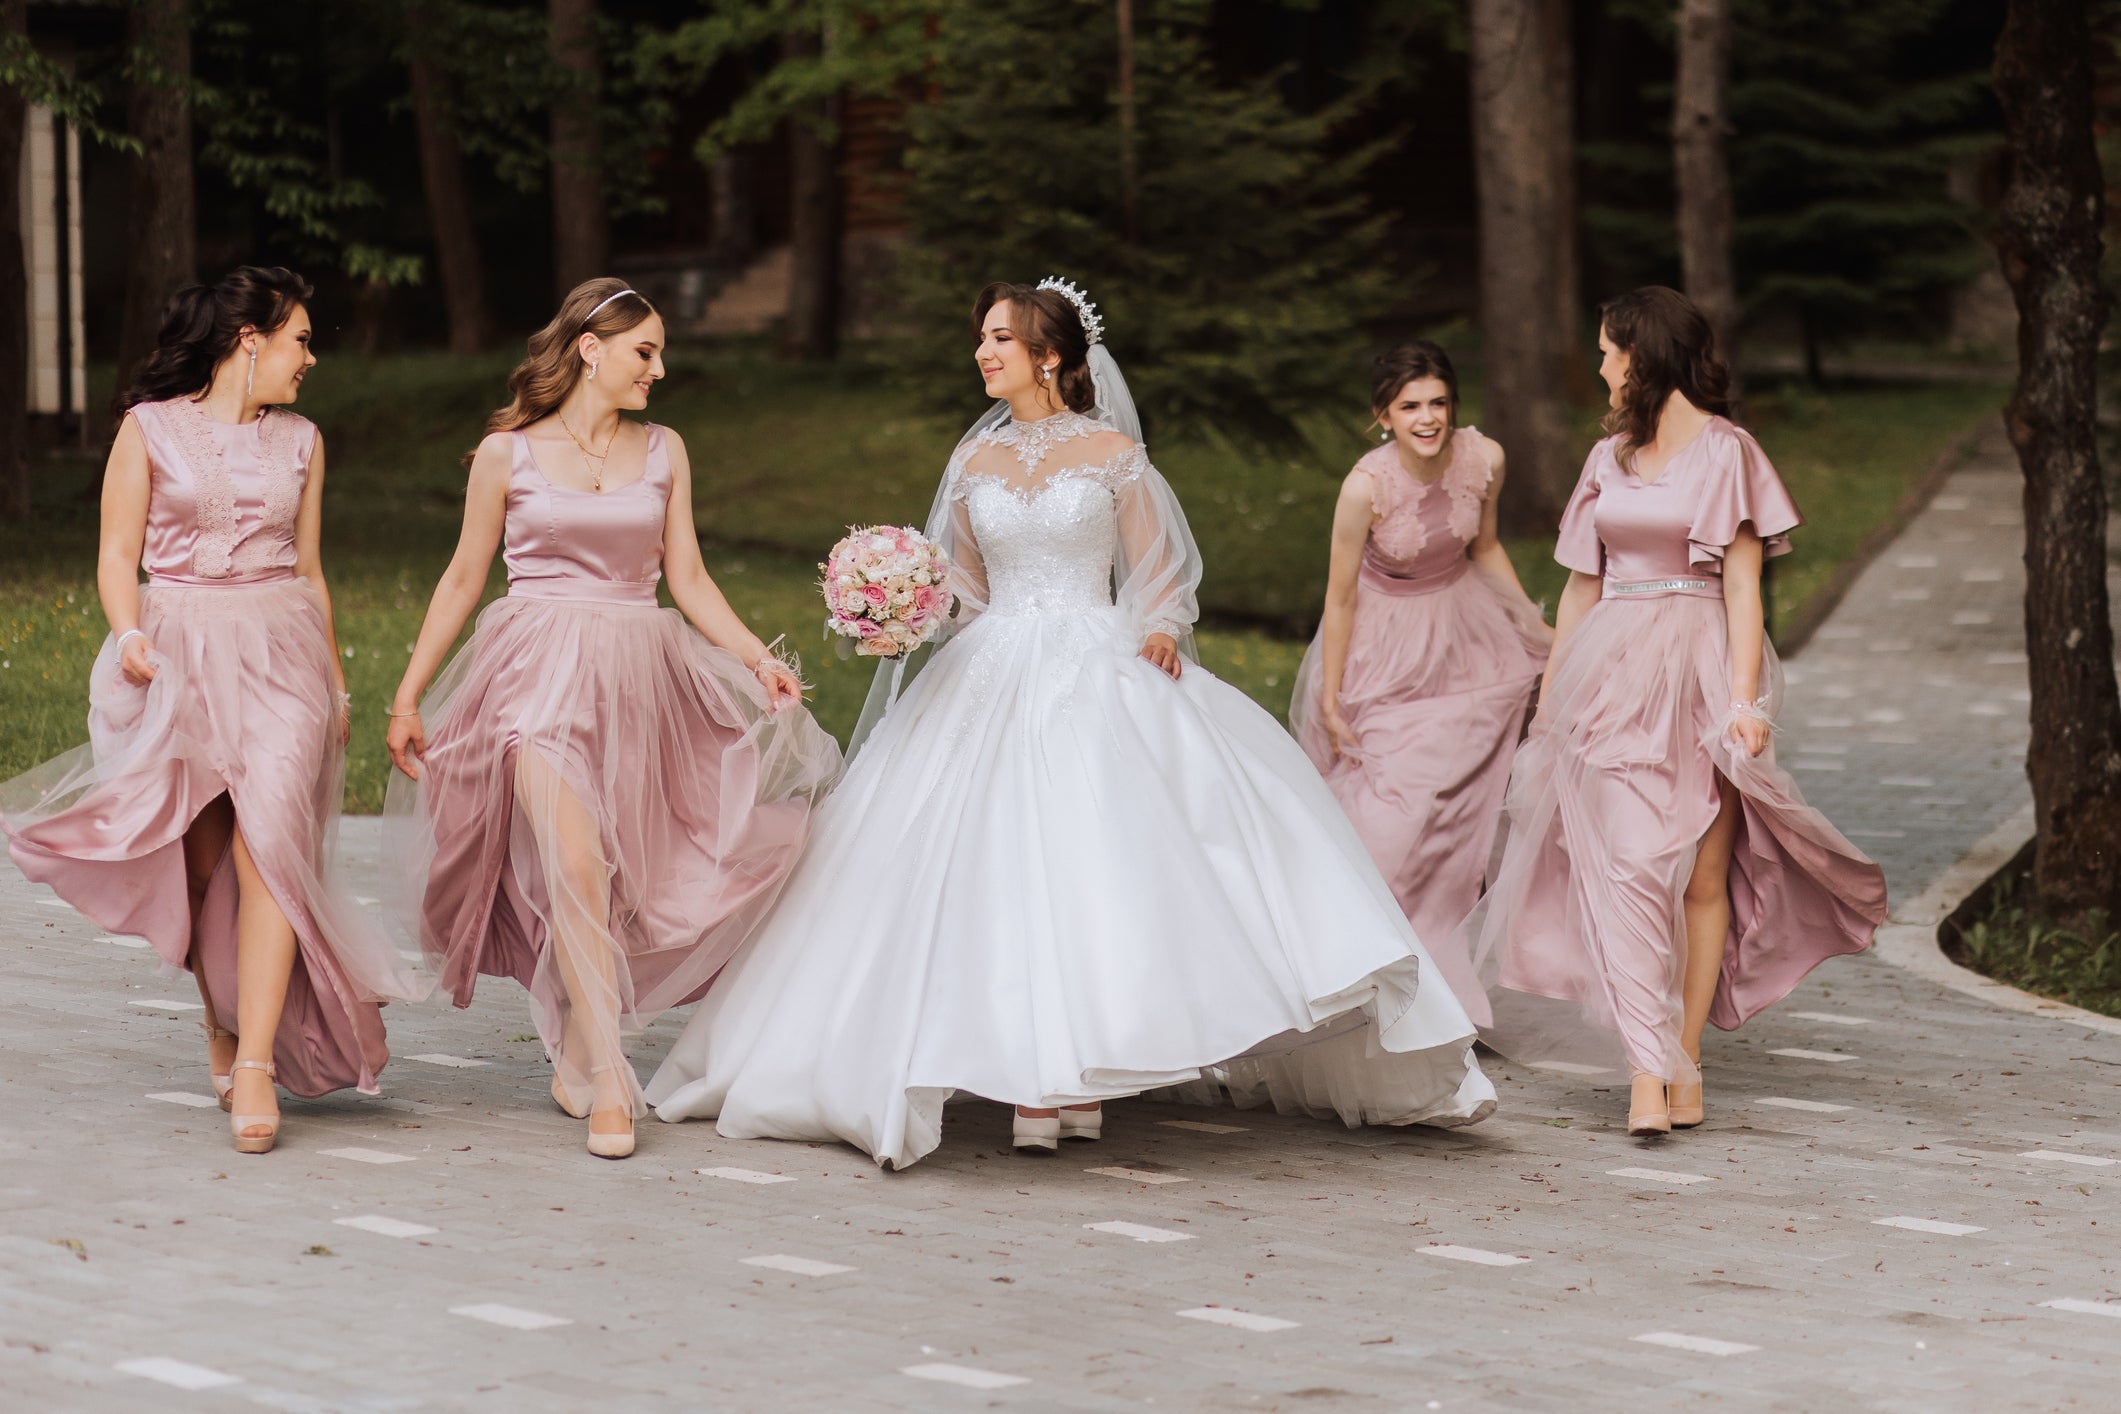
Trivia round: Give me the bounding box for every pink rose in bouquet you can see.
[820,525,956,658]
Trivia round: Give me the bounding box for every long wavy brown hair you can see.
[485,277,658,437]
[1598,286,1732,467]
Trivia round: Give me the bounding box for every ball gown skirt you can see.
[383,585,841,1117]
[1,577,417,1096]
[646,602,1497,1170]
[1463,583,1890,1085]
[1289,557,1548,1022]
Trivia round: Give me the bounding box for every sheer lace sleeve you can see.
[945,486,989,624]
[1112,447,1202,648]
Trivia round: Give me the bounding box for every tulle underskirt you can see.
[382,593,841,1117]
[647,606,1493,1169]
[1,578,417,1096]
[1461,592,1888,1085]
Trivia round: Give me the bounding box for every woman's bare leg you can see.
[227,823,298,1140]
[1679,776,1743,1068]
[182,795,237,1077]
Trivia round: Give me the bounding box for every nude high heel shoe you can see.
[1627,1073,1671,1138]
[585,1064,635,1160]
[1669,1067,1705,1129]
[200,1021,236,1113]
[228,1059,280,1155]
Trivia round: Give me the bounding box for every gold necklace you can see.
[557,413,618,491]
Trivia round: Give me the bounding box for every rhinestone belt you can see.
[1608,577,1713,595]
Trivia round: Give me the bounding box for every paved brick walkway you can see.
[5,421,2120,1411]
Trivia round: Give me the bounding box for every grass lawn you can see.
[2,347,2004,811]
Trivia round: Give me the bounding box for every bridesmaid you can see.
[383,278,840,1159]
[1,266,419,1154]
[1292,341,1550,1017]
[1466,286,1888,1137]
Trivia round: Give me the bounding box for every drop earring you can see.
[246,350,257,399]
[588,360,599,381]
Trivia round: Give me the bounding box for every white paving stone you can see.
[2019,1150,2118,1168]
[1785,1011,1875,1026]
[741,1254,856,1277]
[1176,1307,1300,1332]
[450,1303,571,1331]
[1632,1332,1759,1357]
[1086,1221,1195,1243]
[902,1364,1030,1390]
[1606,1167,1714,1185]
[406,1053,489,1068]
[1526,1059,1616,1076]
[335,1215,438,1239]
[2042,1299,2121,1319]
[695,1166,797,1185]
[1420,1245,1530,1266]
[1755,1097,1852,1113]
[1158,1120,1247,1134]
[1874,1217,1986,1236]
[319,1147,416,1165]
[1087,1166,1189,1184]
[96,934,148,948]
[146,1091,220,1108]
[114,1357,241,1390]
[1768,1049,1859,1063]
[128,998,203,1011]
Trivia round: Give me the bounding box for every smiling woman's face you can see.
[974,301,1052,405]
[1381,375,1454,461]
[247,304,315,405]
[581,313,668,408]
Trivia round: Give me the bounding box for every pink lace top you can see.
[503,423,671,607]
[129,398,315,585]
[1554,416,1801,588]
[1353,426,1493,595]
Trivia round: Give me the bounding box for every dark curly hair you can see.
[972,281,1096,415]
[1370,340,1459,421]
[1598,286,1732,465]
[122,266,314,412]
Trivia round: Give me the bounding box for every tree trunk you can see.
[408,26,490,354]
[115,0,195,410]
[709,150,756,264]
[1117,0,1140,244]
[1993,0,2121,919]
[781,30,841,361]
[1469,0,1577,529]
[548,0,608,297]
[1674,0,1740,395]
[0,0,29,518]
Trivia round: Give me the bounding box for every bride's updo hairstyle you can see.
[1598,285,1732,467]
[1370,340,1459,422]
[122,265,313,412]
[973,281,1096,415]
[487,276,657,435]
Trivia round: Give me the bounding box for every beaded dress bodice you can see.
[950,412,1150,620]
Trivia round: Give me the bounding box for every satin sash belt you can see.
[507,577,660,607]
[148,570,300,589]
[1358,556,1471,598]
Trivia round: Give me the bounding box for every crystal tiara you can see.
[1036,276,1104,347]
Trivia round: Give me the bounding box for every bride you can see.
[646,278,1495,1168]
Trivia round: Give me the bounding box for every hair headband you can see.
[583,288,648,325]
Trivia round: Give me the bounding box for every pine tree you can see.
[894,0,1387,443]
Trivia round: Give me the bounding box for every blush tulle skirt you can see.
[1461,589,1888,1085]
[1,577,419,1096]
[381,591,841,1117]
[646,606,1496,1170]
[1289,562,1549,1021]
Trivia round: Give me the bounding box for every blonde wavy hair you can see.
[485,277,658,437]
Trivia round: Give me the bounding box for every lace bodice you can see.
[128,398,315,584]
[948,411,1160,623]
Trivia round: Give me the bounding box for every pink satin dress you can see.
[1,397,418,1097]
[1464,417,1888,1085]
[1290,429,1548,1020]
[382,425,841,1117]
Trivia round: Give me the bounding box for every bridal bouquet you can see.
[821,525,955,657]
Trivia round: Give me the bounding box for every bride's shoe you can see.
[200,1021,237,1112]
[228,1059,281,1155]
[1627,1073,1671,1138]
[1669,1066,1704,1129]
[585,1064,635,1160]
[1013,1109,1060,1153]
[1058,1104,1103,1142]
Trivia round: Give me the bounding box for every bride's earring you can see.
[587,359,599,382]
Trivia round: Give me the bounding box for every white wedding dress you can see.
[646,408,1494,1169]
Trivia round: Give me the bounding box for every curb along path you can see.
[3,419,2120,1410]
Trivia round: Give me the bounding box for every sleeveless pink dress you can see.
[1290,429,1548,1020]
[382,425,840,1116]
[1464,417,1888,1085]
[2,398,418,1097]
